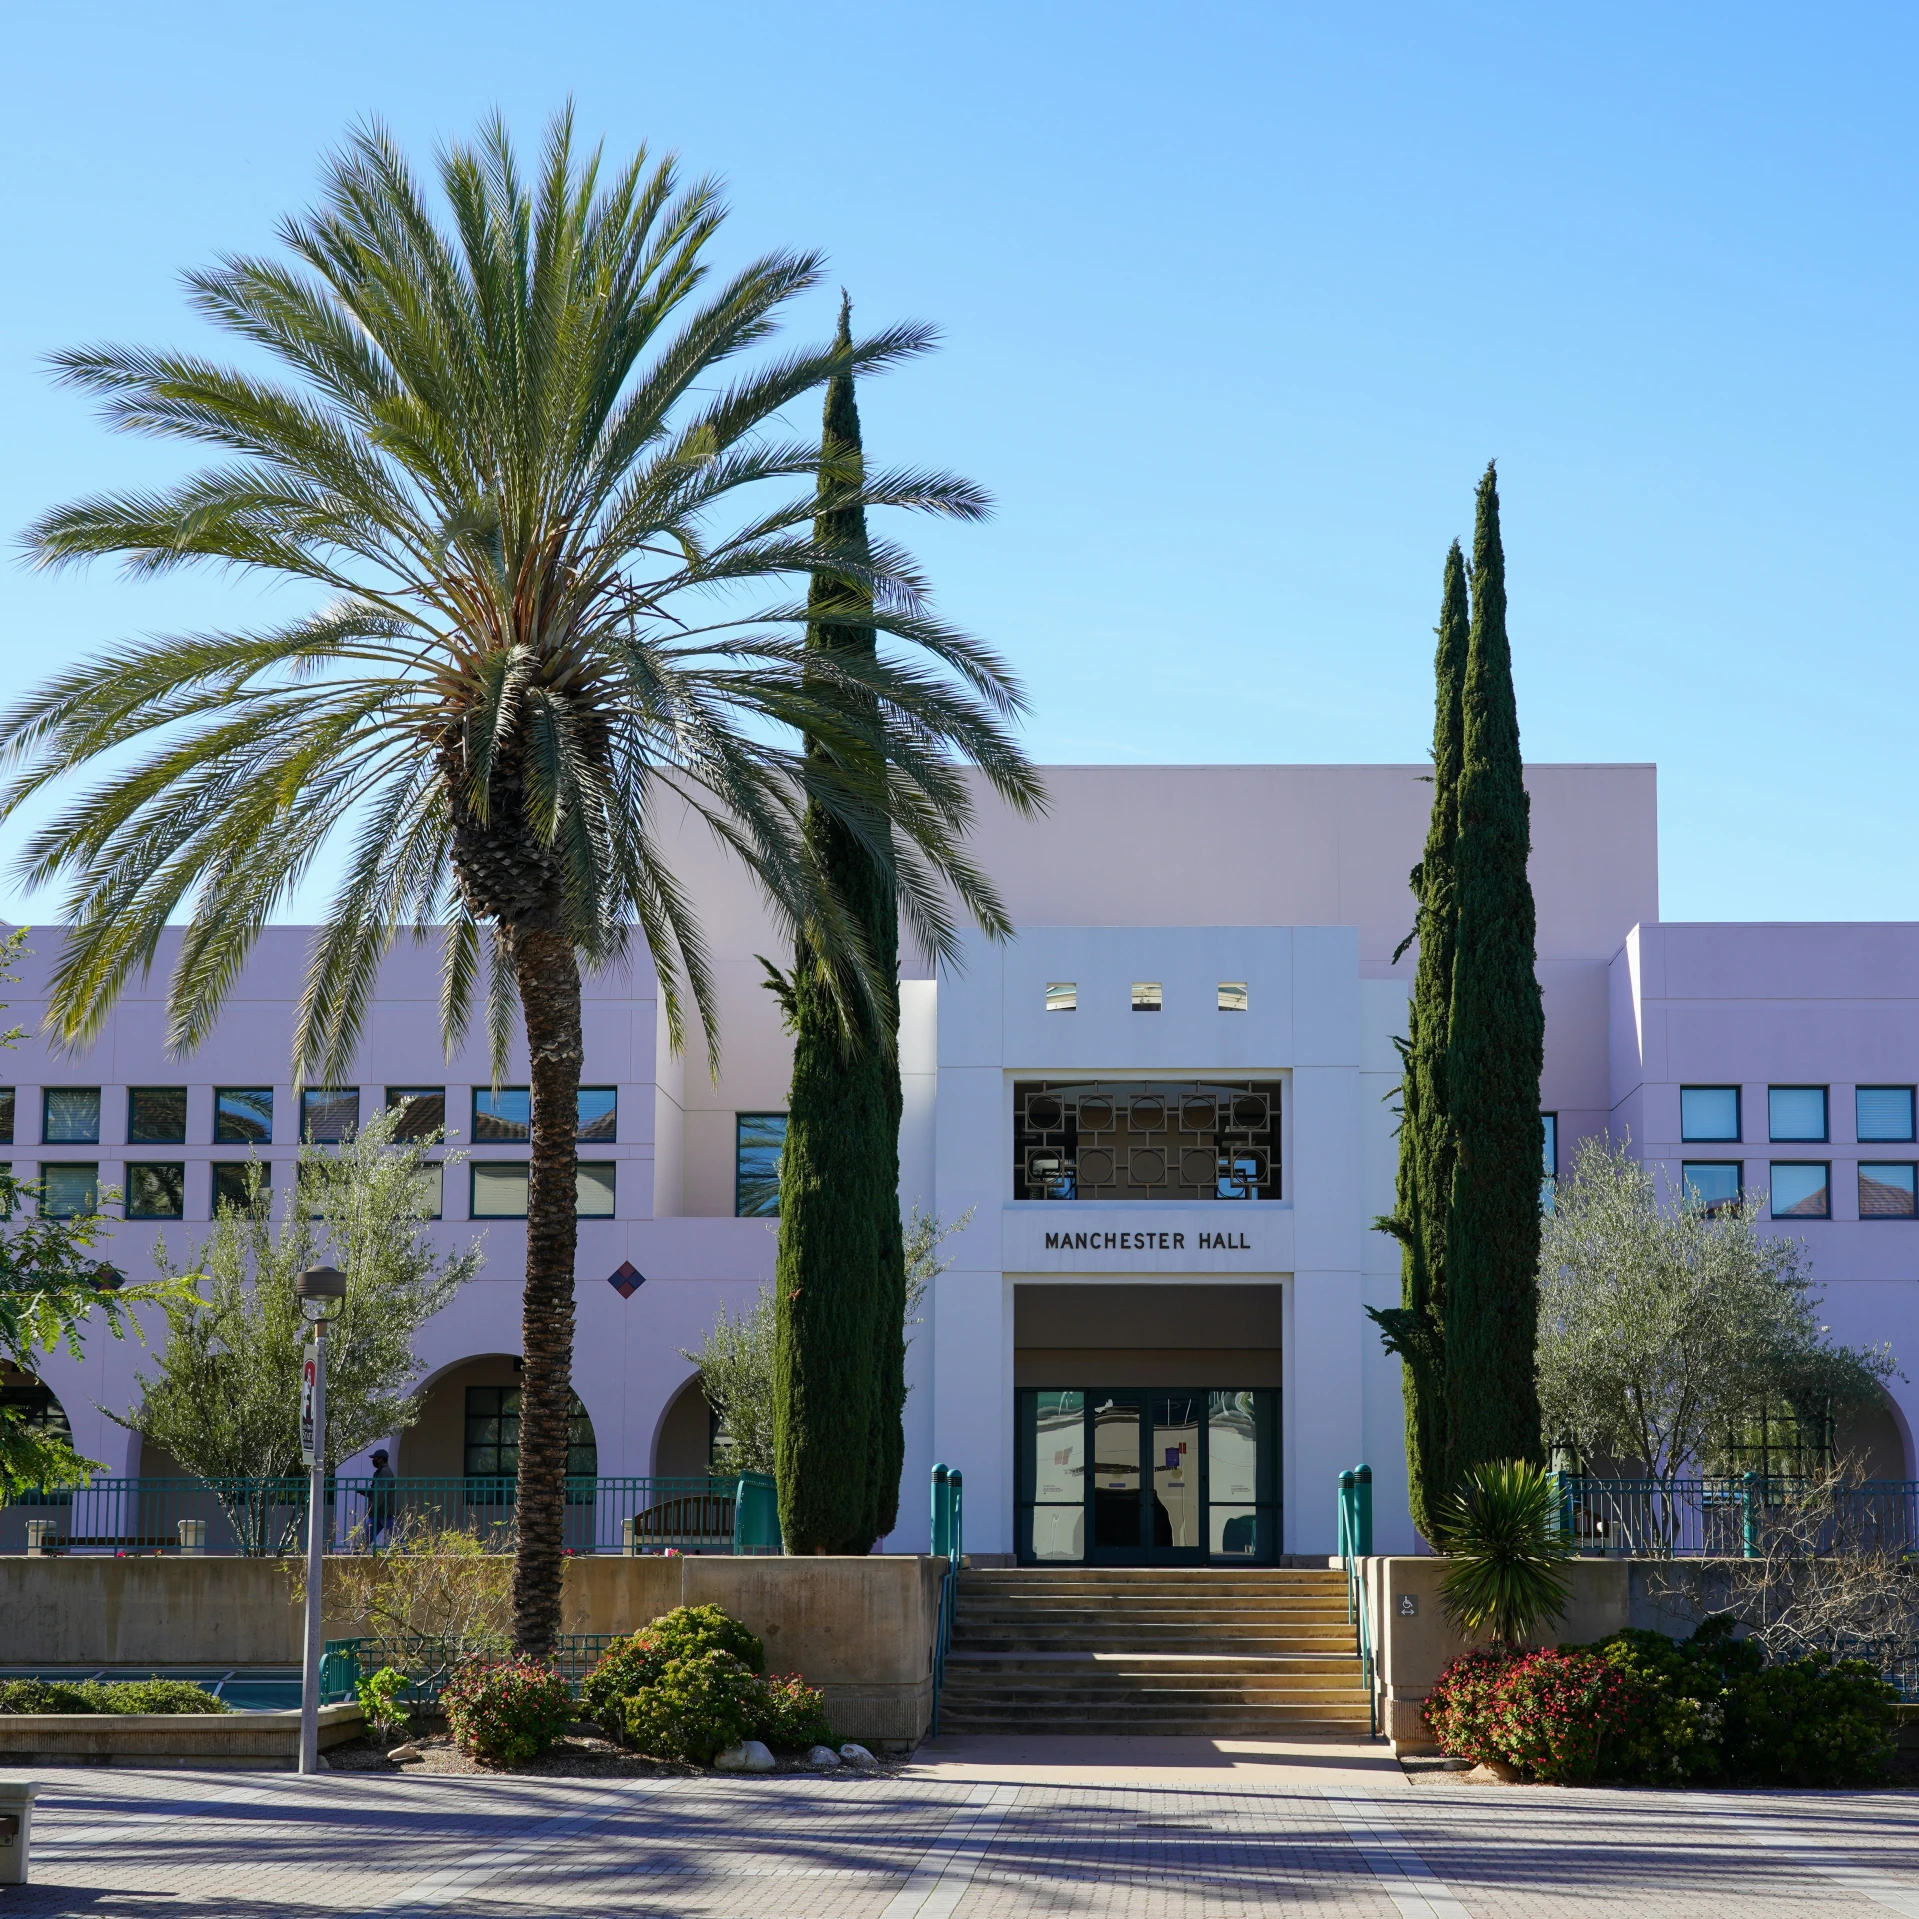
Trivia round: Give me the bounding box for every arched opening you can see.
[1838,1389,1910,1482]
[0,1360,76,1458]
[654,1374,716,1481]
[398,1355,597,1480]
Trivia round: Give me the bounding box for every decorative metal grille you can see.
[1013,1079,1282,1201]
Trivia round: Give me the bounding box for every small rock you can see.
[386,1744,423,1762]
[838,1742,878,1768]
[805,1744,841,1769]
[714,1740,776,1773]
[1465,1760,1523,1784]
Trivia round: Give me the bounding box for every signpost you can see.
[292,1267,347,1776]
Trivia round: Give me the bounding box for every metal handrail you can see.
[1337,1464,1377,1737]
[929,1462,964,1735]
[322,1632,623,1704]
[1555,1475,1919,1557]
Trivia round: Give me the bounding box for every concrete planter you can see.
[0,1702,363,1770]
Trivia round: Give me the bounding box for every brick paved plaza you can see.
[5,1737,1919,1916]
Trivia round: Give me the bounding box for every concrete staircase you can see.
[937,1566,1371,1736]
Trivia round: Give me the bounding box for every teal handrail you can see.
[1336,1464,1377,1737]
[929,1462,963,1735]
[322,1633,622,1704]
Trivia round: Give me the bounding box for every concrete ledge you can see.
[0,1702,363,1770]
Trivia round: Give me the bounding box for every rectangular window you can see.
[301,1088,359,1144]
[1217,982,1248,1012]
[414,1161,443,1219]
[212,1161,270,1214]
[576,1162,616,1216]
[1771,1162,1830,1218]
[126,1162,185,1220]
[0,1089,13,1145]
[577,1089,617,1142]
[1859,1163,1917,1219]
[1857,1087,1916,1143]
[126,1087,188,1145]
[473,1088,530,1141]
[1014,1080,1282,1202]
[736,1113,786,1217]
[386,1087,446,1141]
[214,1088,273,1145]
[1131,982,1163,1012]
[40,1163,99,1218]
[471,1161,529,1218]
[1680,1086,1740,1142]
[42,1089,101,1146]
[1769,1086,1828,1143]
[464,1384,597,1480]
[1681,1161,1742,1214]
[1045,982,1076,1013]
[1541,1113,1558,1213]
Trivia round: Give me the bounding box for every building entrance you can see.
[1015,1387,1280,1566]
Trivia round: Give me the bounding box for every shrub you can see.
[582,1631,670,1733]
[757,1671,834,1750]
[356,1665,412,1741]
[623,1649,765,1765]
[441,1659,575,1765]
[1436,1461,1572,1648]
[1421,1649,1512,1763]
[0,1677,233,1714]
[1485,1649,1640,1784]
[646,1604,765,1674]
[0,1680,99,1714]
[1721,1657,1898,1787]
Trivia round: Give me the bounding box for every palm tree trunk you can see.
[507,925,583,1656]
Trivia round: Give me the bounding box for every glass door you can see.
[1090,1393,1144,1552]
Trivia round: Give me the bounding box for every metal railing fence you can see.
[320,1633,625,1705]
[2,1475,754,1556]
[1335,1464,1377,1736]
[1557,1476,1919,1558]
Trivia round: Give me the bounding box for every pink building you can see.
[3,762,1910,1559]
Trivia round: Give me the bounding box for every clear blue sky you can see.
[3,2,1914,924]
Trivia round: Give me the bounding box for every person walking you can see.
[365,1450,396,1551]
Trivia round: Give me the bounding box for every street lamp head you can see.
[294,1265,347,1324]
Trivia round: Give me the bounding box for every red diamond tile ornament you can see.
[607,1260,645,1300]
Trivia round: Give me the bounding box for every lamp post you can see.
[294,1264,347,1776]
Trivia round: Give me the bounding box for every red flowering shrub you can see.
[441,1658,575,1765]
[1487,1650,1639,1784]
[1421,1650,1513,1763]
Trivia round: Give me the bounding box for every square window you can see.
[0,1089,17,1145]
[40,1163,99,1218]
[386,1087,446,1141]
[413,1162,443,1219]
[471,1162,530,1217]
[473,1087,532,1142]
[736,1114,786,1218]
[1218,982,1248,1013]
[42,1089,100,1146]
[577,1088,618,1142]
[212,1161,271,1214]
[576,1162,616,1216]
[1769,1086,1828,1143]
[1857,1087,1915,1144]
[302,1087,359,1144]
[1131,982,1163,1012]
[1859,1163,1917,1219]
[1680,1087,1740,1142]
[214,1088,273,1145]
[126,1162,185,1220]
[1045,982,1077,1013]
[1771,1162,1830,1218]
[127,1087,187,1145]
[1681,1161,1742,1214]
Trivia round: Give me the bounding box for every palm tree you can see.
[3,111,1037,1652]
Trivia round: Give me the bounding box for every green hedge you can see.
[0,1678,233,1715]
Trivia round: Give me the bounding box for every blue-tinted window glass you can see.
[1771,1162,1830,1218]
[736,1114,786,1217]
[1681,1162,1742,1214]
[1770,1087,1827,1142]
[40,1163,99,1218]
[43,1089,100,1145]
[577,1089,617,1141]
[1859,1164,1917,1219]
[473,1088,531,1142]
[1857,1088,1915,1143]
[1540,1113,1558,1214]
[302,1088,359,1144]
[1680,1087,1740,1142]
[214,1088,273,1145]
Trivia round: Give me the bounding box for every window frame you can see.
[39,1162,100,1219]
[213,1087,274,1146]
[125,1161,186,1220]
[211,1160,272,1215]
[1856,1086,1917,1144]
[126,1086,188,1146]
[470,1160,530,1219]
[42,1088,101,1147]
[735,1112,786,1218]
[1679,1085,1741,1143]
[301,1087,360,1145]
[1680,1160,1743,1214]
[385,1086,447,1143]
[0,1089,14,1147]
[1769,1160,1832,1220]
[576,1161,616,1217]
[1768,1085,1829,1144]
[1858,1161,1918,1220]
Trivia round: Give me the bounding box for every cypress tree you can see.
[772,296,907,1554]
[1444,462,1546,1471]
[1369,541,1469,1542]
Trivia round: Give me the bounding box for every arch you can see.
[1838,1386,1911,1481]
[652,1371,714,1480]
[397,1353,597,1479]
[0,1360,77,1457]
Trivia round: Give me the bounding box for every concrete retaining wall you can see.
[0,1554,945,1745]
[0,1703,362,1771]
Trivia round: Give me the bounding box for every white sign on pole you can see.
[299,1343,320,1465]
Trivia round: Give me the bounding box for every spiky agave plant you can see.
[1437,1459,1573,1648]
[2,109,1039,1653]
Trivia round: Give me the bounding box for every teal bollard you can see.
[931,1463,952,1559]
[1337,1469,1356,1559]
[1354,1464,1373,1556]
